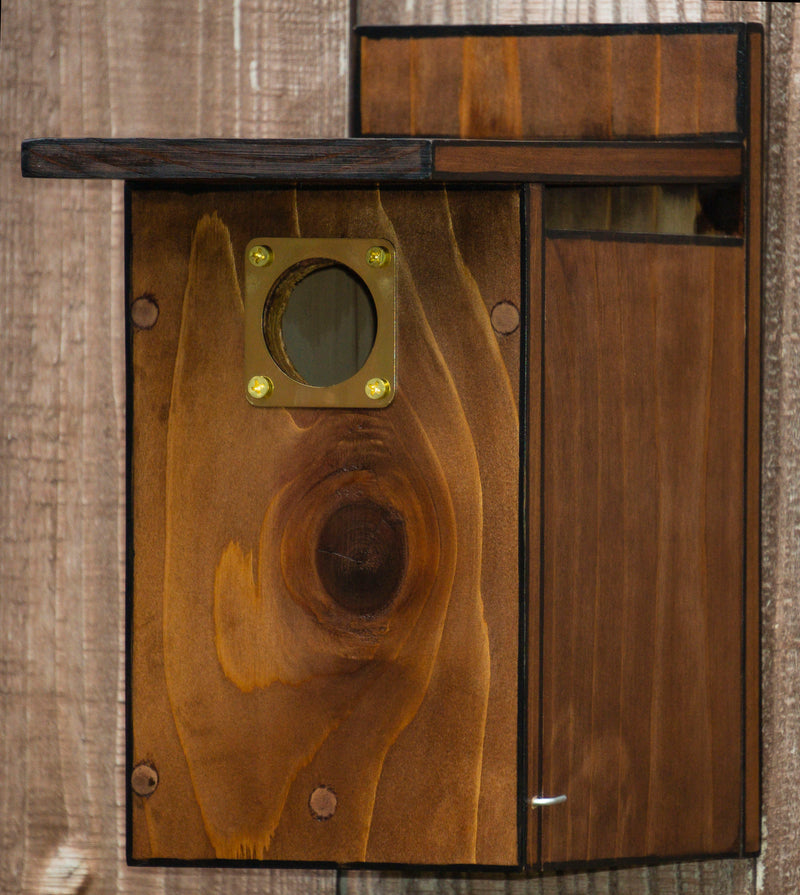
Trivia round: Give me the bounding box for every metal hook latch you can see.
[530,794,567,807]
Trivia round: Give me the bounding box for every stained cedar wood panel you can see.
[129,187,520,865]
[359,32,740,139]
[540,236,745,865]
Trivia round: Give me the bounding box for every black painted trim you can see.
[741,20,765,859]
[536,187,547,874]
[124,181,136,865]
[545,228,744,246]
[355,22,745,39]
[517,185,530,871]
[740,22,752,858]
[125,847,754,873]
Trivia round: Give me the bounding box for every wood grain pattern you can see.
[433,142,743,181]
[21,138,432,181]
[359,31,741,139]
[5,0,796,893]
[540,236,745,864]
[357,1,768,25]
[1,0,347,892]
[129,186,520,865]
[21,138,743,185]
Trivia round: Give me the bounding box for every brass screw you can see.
[248,375,274,399]
[131,762,159,797]
[366,245,390,268]
[365,378,390,400]
[249,245,273,267]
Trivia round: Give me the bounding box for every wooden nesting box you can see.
[22,22,762,872]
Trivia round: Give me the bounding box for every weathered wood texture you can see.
[3,0,800,893]
[21,138,433,181]
[541,236,745,864]
[19,138,744,184]
[357,1,766,26]
[359,30,740,139]
[129,187,519,865]
[0,0,348,892]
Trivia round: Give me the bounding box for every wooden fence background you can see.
[1,1,798,893]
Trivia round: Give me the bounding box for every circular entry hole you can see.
[264,260,377,388]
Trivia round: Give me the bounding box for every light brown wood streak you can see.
[130,187,519,864]
[360,32,740,139]
[459,37,523,139]
[540,238,745,864]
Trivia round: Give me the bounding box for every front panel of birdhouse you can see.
[127,186,521,865]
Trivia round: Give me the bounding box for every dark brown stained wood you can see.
[659,32,741,136]
[412,38,463,135]
[22,138,745,185]
[744,24,763,856]
[525,184,544,867]
[357,37,466,137]
[359,31,741,139]
[433,142,743,181]
[540,237,746,865]
[515,35,612,140]
[357,39,412,134]
[21,138,432,181]
[609,35,660,136]
[459,37,522,138]
[129,186,520,865]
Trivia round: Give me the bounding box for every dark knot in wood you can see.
[315,499,406,617]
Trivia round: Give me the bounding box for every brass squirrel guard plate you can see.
[244,237,396,408]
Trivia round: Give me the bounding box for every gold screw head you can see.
[247,375,274,399]
[365,377,390,400]
[249,245,273,267]
[366,245,390,268]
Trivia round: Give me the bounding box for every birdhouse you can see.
[22,22,762,870]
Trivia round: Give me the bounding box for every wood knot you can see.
[315,500,406,616]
